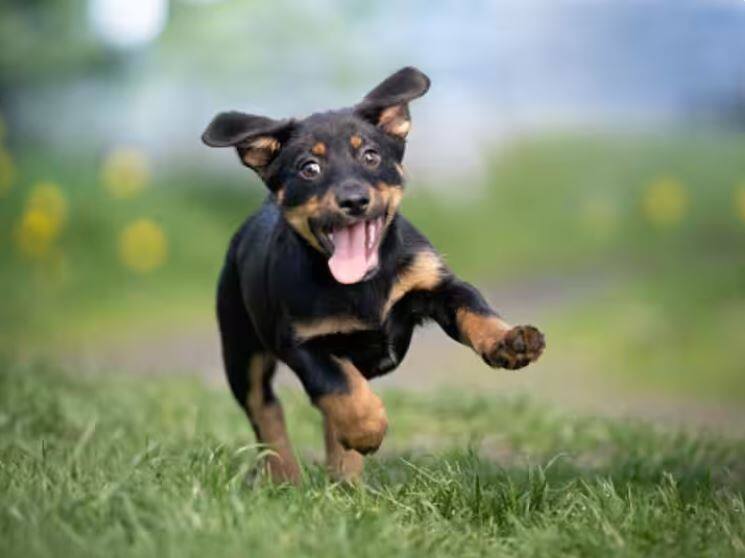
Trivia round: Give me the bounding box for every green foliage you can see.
[0,1,107,88]
[0,363,743,557]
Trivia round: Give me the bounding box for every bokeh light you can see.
[13,182,68,259]
[14,210,62,259]
[27,182,69,225]
[88,0,167,48]
[641,177,689,227]
[101,147,152,199]
[118,218,168,273]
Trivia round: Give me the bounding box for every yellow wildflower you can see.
[14,182,68,259]
[101,147,151,199]
[118,218,168,273]
[641,176,688,226]
[27,182,68,226]
[14,209,60,258]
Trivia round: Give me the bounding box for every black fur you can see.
[204,67,544,458]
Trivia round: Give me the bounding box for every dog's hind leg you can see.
[217,258,301,484]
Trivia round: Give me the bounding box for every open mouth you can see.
[317,217,384,284]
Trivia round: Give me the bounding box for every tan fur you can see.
[382,250,443,318]
[324,417,365,482]
[294,316,372,342]
[378,105,411,138]
[311,142,326,156]
[316,358,388,454]
[282,196,322,251]
[349,134,363,149]
[379,183,404,228]
[246,354,301,484]
[282,190,339,253]
[455,308,512,357]
[242,136,280,168]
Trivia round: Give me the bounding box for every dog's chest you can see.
[283,270,392,337]
[287,280,412,374]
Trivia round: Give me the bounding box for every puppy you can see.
[202,67,545,483]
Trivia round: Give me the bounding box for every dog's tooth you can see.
[329,232,334,244]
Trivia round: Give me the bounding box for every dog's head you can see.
[202,67,430,284]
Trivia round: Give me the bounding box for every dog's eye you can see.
[362,149,381,169]
[299,161,321,180]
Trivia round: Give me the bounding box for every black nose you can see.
[336,183,370,216]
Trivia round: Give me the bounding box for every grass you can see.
[1,362,744,557]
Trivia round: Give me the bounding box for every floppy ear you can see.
[355,66,430,139]
[201,111,294,173]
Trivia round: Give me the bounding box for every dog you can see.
[202,67,545,484]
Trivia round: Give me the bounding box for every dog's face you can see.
[202,67,430,284]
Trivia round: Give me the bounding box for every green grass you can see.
[1,362,743,557]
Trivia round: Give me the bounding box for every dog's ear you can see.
[202,111,294,173]
[355,67,430,139]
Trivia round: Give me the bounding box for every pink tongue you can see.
[328,221,370,284]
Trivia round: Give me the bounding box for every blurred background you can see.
[1,0,744,432]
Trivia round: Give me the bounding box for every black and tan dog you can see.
[202,67,545,484]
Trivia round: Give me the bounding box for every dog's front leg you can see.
[282,347,388,480]
[429,277,545,370]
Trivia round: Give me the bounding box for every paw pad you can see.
[485,325,545,370]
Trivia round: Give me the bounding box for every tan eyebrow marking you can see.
[311,142,326,156]
[350,135,363,149]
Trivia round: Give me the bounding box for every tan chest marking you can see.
[294,315,373,342]
[382,250,443,319]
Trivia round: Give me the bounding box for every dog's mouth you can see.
[314,217,385,284]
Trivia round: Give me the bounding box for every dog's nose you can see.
[336,182,370,216]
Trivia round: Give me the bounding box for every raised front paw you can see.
[484,325,545,370]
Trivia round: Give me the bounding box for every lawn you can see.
[1,362,743,558]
